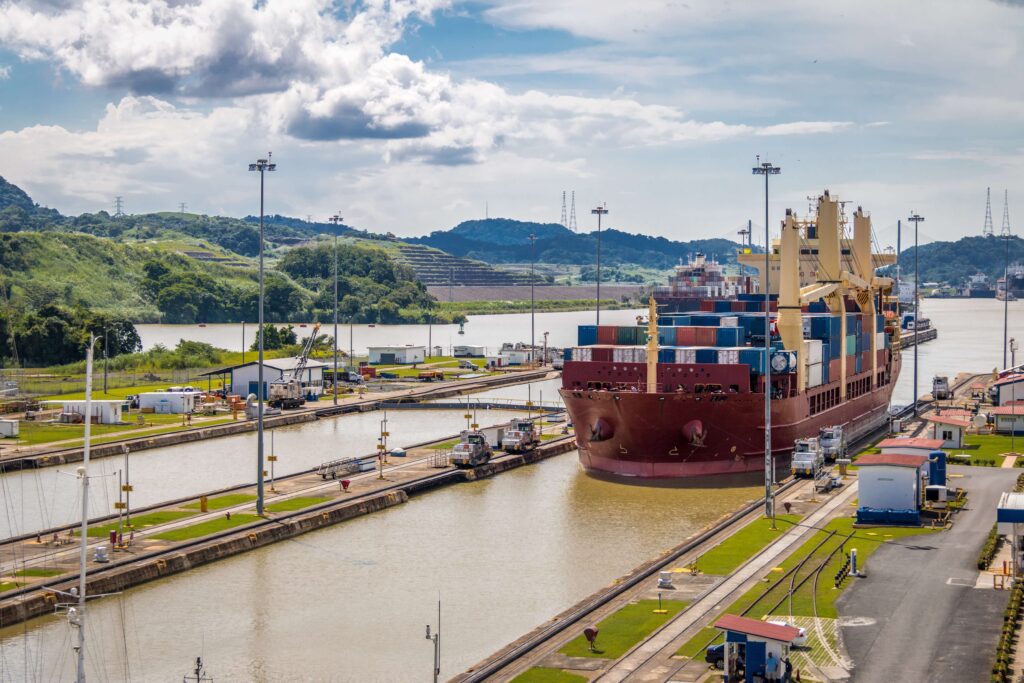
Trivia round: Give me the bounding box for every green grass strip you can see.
[429,438,461,450]
[0,582,23,592]
[183,493,257,510]
[509,668,588,683]
[265,496,330,513]
[80,510,197,538]
[13,568,63,578]
[696,514,801,575]
[559,599,688,659]
[152,514,260,542]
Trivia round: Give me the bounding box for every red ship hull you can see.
[560,357,900,483]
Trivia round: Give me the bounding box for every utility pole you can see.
[529,233,536,366]
[75,335,96,683]
[908,212,925,417]
[248,153,276,515]
[1003,190,1013,369]
[329,213,344,405]
[425,598,441,683]
[591,204,608,325]
[753,157,780,526]
[103,326,109,394]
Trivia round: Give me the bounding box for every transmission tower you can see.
[1002,190,1012,236]
[560,191,568,227]
[983,187,994,237]
[179,202,187,214]
[114,196,125,218]
[569,191,577,232]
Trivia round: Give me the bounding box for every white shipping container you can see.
[720,316,739,328]
[807,362,823,388]
[675,348,697,364]
[803,339,823,365]
[573,347,592,362]
[875,332,886,350]
[718,349,740,364]
[612,347,646,363]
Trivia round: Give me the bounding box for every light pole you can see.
[543,331,549,367]
[529,233,536,365]
[103,325,109,394]
[908,212,925,417]
[1005,229,1011,369]
[241,321,246,364]
[248,153,276,515]
[329,213,343,404]
[591,204,608,325]
[425,598,441,683]
[753,157,780,526]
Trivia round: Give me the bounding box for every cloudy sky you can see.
[0,0,1021,245]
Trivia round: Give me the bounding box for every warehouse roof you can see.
[198,357,328,376]
[856,453,930,468]
[925,415,971,428]
[991,406,1024,416]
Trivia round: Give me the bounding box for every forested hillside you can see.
[891,235,1024,285]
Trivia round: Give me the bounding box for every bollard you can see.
[341,479,351,492]
[109,530,117,547]
[200,495,208,513]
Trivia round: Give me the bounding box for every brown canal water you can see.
[0,451,759,682]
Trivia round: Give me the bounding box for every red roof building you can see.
[876,437,944,452]
[714,614,802,643]
[856,453,930,468]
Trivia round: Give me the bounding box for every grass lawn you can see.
[677,516,934,659]
[696,515,801,575]
[265,496,330,513]
[540,433,560,441]
[429,438,461,450]
[15,414,234,448]
[510,669,588,683]
[82,510,197,537]
[152,514,260,541]
[560,599,688,659]
[946,433,1021,466]
[183,493,256,510]
[0,582,22,592]
[13,568,64,578]
[38,382,177,402]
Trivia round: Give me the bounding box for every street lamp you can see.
[529,233,536,365]
[248,153,276,515]
[752,157,780,526]
[1005,228,1012,369]
[908,212,925,417]
[591,204,608,325]
[329,213,344,405]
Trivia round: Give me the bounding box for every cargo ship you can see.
[651,252,755,312]
[560,191,901,483]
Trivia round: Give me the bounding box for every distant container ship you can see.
[560,191,901,483]
[650,252,755,312]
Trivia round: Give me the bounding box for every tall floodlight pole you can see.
[591,204,608,325]
[75,335,96,683]
[329,213,344,404]
[248,153,276,515]
[908,212,925,416]
[896,220,902,320]
[529,233,536,365]
[753,158,780,525]
[1005,230,1011,369]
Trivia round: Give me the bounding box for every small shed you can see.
[713,613,801,683]
[139,392,197,414]
[925,415,969,449]
[200,358,327,399]
[992,405,1024,436]
[856,452,929,525]
[500,349,532,366]
[876,437,944,457]
[368,345,426,365]
[43,400,123,425]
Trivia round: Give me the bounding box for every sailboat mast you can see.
[77,335,95,683]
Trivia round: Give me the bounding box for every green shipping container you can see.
[845,335,857,356]
[616,326,638,345]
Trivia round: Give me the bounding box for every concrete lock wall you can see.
[859,465,919,510]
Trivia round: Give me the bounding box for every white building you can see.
[139,391,198,414]
[993,375,1024,406]
[208,358,327,399]
[856,453,928,511]
[876,437,944,457]
[43,400,123,424]
[500,349,532,366]
[368,346,426,365]
[993,405,1024,435]
[925,415,969,449]
[453,344,486,357]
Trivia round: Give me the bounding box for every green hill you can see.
[890,235,1024,285]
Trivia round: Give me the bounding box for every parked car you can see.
[458,360,477,370]
[705,643,725,669]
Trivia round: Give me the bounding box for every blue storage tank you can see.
[929,451,947,487]
[578,325,597,346]
[695,348,718,363]
[715,327,742,346]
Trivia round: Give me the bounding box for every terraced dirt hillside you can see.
[394,243,533,286]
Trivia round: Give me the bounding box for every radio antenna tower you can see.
[114,196,125,218]
[560,191,568,227]
[984,187,995,237]
[1002,190,1012,237]
[569,191,577,232]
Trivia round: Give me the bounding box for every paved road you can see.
[838,466,1016,682]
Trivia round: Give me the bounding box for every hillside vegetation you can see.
[891,235,1024,285]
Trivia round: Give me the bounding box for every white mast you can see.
[76,335,95,683]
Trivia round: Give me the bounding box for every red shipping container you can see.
[731,301,745,312]
[675,326,697,346]
[699,300,715,312]
[829,358,840,380]
[696,327,718,345]
[877,349,886,365]
[591,346,613,362]
[597,326,617,345]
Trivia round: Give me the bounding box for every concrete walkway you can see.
[594,481,861,682]
[837,465,1017,683]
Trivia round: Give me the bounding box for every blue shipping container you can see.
[739,348,765,374]
[715,327,742,346]
[695,348,718,363]
[578,325,597,346]
[658,348,675,363]
[563,348,572,361]
[658,327,675,345]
